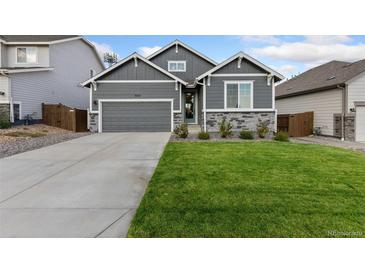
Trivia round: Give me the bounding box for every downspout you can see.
[337,84,346,141]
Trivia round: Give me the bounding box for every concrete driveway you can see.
[0,132,170,237]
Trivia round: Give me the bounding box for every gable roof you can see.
[0,35,79,44]
[0,35,104,69]
[81,52,188,87]
[196,52,284,82]
[276,59,365,99]
[147,40,218,66]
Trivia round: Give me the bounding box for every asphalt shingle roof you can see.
[276,59,365,98]
[0,35,79,43]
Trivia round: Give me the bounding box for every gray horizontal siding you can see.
[10,39,103,119]
[149,45,214,83]
[214,58,267,74]
[100,59,171,81]
[206,76,272,109]
[102,101,171,132]
[93,82,180,111]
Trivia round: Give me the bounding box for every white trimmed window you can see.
[16,47,38,64]
[168,61,186,72]
[225,81,253,109]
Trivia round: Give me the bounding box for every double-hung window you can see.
[16,47,38,64]
[225,81,253,109]
[168,61,186,72]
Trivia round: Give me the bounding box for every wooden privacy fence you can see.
[277,111,314,137]
[42,103,88,132]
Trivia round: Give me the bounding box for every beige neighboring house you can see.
[276,60,365,142]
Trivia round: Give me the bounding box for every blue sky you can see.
[86,35,365,78]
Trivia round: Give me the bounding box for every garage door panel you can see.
[102,101,171,132]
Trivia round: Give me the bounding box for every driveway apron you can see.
[0,132,170,237]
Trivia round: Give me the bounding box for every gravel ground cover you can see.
[0,124,90,158]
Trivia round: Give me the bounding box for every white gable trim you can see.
[196,52,284,81]
[146,40,217,66]
[81,53,188,87]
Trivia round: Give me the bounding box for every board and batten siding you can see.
[92,82,180,112]
[99,59,171,81]
[149,45,215,83]
[276,88,343,136]
[347,72,365,112]
[214,58,267,74]
[10,39,103,119]
[206,76,272,109]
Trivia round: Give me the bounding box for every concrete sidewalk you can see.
[0,132,170,237]
[291,136,365,154]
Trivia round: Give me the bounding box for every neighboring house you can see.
[81,40,283,133]
[276,60,365,142]
[0,35,104,123]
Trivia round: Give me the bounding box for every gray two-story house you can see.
[0,35,104,123]
[81,40,284,133]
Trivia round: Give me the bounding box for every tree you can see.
[103,52,118,67]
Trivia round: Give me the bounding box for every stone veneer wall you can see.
[344,115,355,141]
[0,104,10,122]
[206,112,276,134]
[89,113,98,132]
[173,113,183,127]
[333,114,355,141]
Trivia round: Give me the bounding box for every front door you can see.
[185,92,196,124]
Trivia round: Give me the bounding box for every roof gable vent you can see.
[327,76,336,80]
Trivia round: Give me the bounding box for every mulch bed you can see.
[170,132,273,142]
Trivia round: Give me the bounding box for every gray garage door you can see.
[101,101,172,132]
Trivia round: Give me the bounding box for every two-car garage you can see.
[99,99,173,132]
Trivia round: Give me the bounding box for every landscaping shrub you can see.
[239,130,254,140]
[173,123,188,138]
[0,119,11,129]
[257,121,270,138]
[218,117,233,138]
[274,131,289,142]
[198,131,210,140]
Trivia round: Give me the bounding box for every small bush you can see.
[274,131,289,142]
[239,130,254,140]
[257,121,270,138]
[0,119,11,129]
[219,117,233,138]
[198,131,210,140]
[173,123,189,138]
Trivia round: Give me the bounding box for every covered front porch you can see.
[182,86,203,129]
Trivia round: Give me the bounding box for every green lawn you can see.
[128,142,365,237]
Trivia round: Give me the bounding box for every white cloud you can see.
[252,42,365,64]
[304,35,352,45]
[272,64,298,75]
[137,46,162,57]
[240,35,281,45]
[91,41,115,59]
